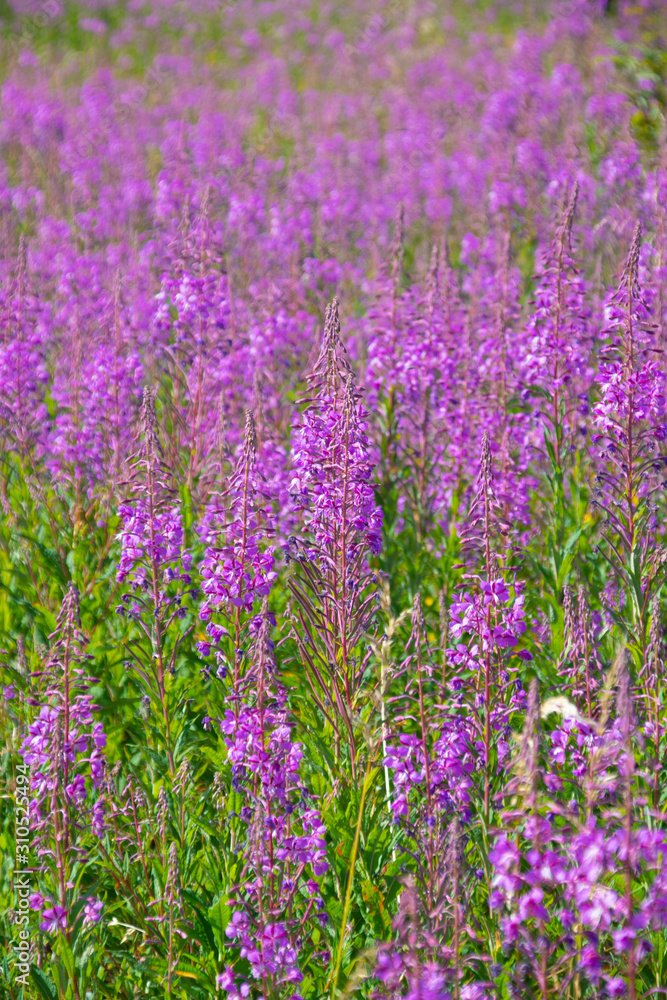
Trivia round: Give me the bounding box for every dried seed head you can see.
[513,677,541,808]
[167,842,182,907]
[557,179,578,254]
[16,635,27,679]
[412,592,425,635]
[622,221,642,297]
[156,786,170,824]
[212,772,225,812]
[239,409,257,474]
[140,385,161,465]
[174,760,193,797]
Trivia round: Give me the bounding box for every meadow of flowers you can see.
[2,0,667,996]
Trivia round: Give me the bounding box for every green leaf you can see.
[207,898,232,951]
[31,965,57,1000]
[130,745,168,770]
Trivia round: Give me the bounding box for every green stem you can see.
[331,761,373,998]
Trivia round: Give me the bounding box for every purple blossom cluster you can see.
[384,721,476,820]
[199,502,276,618]
[198,412,277,621]
[448,581,530,657]
[291,387,383,557]
[22,703,106,812]
[19,588,107,940]
[592,226,665,442]
[490,815,667,992]
[116,500,189,587]
[205,609,329,997]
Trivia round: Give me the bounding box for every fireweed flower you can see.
[448,227,534,529]
[378,602,487,997]
[116,499,188,588]
[153,199,234,484]
[383,597,479,824]
[384,721,477,820]
[43,254,144,495]
[82,897,104,928]
[196,409,278,702]
[115,387,195,776]
[291,301,383,554]
[490,674,667,993]
[593,229,665,443]
[116,387,192,592]
[198,410,277,619]
[216,608,329,996]
[373,866,489,999]
[445,575,531,787]
[216,966,250,998]
[448,586,528,653]
[20,586,106,940]
[522,182,590,461]
[40,905,68,934]
[290,361,383,557]
[288,299,383,776]
[364,230,461,532]
[591,224,666,650]
[363,205,411,407]
[491,814,667,989]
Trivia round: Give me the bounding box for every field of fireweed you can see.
[3,0,667,997]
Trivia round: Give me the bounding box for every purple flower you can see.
[116,500,190,587]
[83,897,103,928]
[65,773,86,803]
[198,414,277,619]
[216,967,250,997]
[604,978,627,998]
[92,799,105,838]
[291,392,383,557]
[578,944,603,980]
[40,905,68,934]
